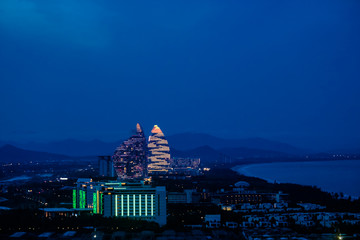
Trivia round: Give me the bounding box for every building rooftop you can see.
[63,231,77,237]
[76,178,92,183]
[9,232,26,238]
[38,232,54,238]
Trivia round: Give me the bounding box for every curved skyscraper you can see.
[147,125,171,174]
[112,123,147,179]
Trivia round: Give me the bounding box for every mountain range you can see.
[0,133,305,157]
[0,144,71,163]
[0,139,122,157]
[167,133,306,154]
[0,143,295,165]
[0,133,311,164]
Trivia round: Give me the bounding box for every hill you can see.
[0,145,72,163]
[171,145,295,166]
[0,133,305,157]
[167,133,305,155]
[2,139,122,157]
[171,145,227,165]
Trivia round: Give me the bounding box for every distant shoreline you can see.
[232,159,360,198]
[230,157,360,166]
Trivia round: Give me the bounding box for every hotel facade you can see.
[73,178,167,226]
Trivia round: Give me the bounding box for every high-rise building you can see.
[112,123,147,180]
[147,125,171,174]
[98,156,116,177]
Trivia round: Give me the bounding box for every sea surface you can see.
[233,160,360,197]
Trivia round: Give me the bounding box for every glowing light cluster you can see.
[72,189,77,208]
[93,193,97,213]
[112,123,147,179]
[79,190,86,208]
[113,193,155,217]
[100,193,103,214]
[148,125,171,173]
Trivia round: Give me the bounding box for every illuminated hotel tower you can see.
[112,123,147,179]
[147,125,171,174]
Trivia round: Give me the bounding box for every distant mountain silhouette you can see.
[0,145,72,163]
[329,148,360,155]
[2,139,123,156]
[0,133,306,157]
[171,145,226,164]
[167,133,305,155]
[171,144,294,165]
[219,147,293,159]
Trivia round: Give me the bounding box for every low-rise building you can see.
[73,179,167,226]
[205,214,221,228]
[225,221,238,229]
[167,189,200,204]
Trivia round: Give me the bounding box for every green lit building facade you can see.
[73,178,166,226]
[103,185,166,226]
[73,178,102,212]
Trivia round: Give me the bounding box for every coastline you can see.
[232,159,360,198]
[232,163,276,183]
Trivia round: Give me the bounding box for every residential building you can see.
[98,156,115,177]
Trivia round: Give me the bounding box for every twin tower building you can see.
[112,123,171,179]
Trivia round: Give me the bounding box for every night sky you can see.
[1,0,360,150]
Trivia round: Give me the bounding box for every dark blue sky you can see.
[1,0,360,150]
